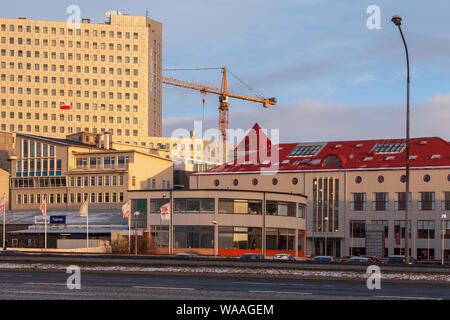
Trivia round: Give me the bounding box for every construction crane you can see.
[162,67,277,162]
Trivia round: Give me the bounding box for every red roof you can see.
[198,125,450,174]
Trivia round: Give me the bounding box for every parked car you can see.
[346,256,371,264]
[173,253,198,259]
[273,254,295,261]
[387,255,416,264]
[312,256,335,263]
[240,253,263,260]
[365,256,381,264]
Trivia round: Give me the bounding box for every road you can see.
[0,270,448,300]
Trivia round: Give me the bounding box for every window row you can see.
[0,124,141,137]
[351,192,450,211]
[1,112,139,126]
[12,177,67,188]
[0,25,141,39]
[15,192,125,205]
[149,198,305,217]
[0,101,140,113]
[350,220,450,240]
[70,175,125,187]
[355,174,437,184]
[1,37,140,51]
[75,156,130,170]
[1,50,140,63]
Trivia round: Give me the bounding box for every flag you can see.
[60,104,72,110]
[0,197,5,214]
[40,199,47,217]
[122,201,131,218]
[160,202,170,221]
[79,200,88,217]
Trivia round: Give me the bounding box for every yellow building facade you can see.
[0,12,163,144]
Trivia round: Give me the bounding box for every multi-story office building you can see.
[190,123,450,260]
[3,131,173,211]
[0,12,162,144]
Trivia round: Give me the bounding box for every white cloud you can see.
[163,93,450,143]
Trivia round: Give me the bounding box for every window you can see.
[174,226,214,249]
[173,199,214,213]
[266,228,295,251]
[289,144,323,157]
[417,220,435,239]
[322,155,343,167]
[395,192,412,211]
[372,142,406,154]
[219,226,262,250]
[350,220,366,238]
[443,192,450,211]
[418,192,435,211]
[218,199,262,215]
[372,192,388,211]
[351,193,366,211]
[266,201,296,217]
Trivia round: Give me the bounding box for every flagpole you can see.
[159,214,162,255]
[128,215,131,254]
[44,197,47,251]
[86,200,89,253]
[2,196,6,250]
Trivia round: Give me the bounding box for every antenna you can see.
[146,9,149,18]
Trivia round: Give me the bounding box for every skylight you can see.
[288,144,323,157]
[372,142,406,154]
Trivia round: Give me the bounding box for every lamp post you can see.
[442,214,447,266]
[134,211,140,256]
[212,220,218,257]
[392,15,411,264]
[324,216,329,256]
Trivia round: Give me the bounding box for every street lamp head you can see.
[391,15,402,26]
[442,214,447,219]
[134,211,140,216]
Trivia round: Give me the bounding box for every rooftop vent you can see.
[335,144,342,149]
[385,156,395,161]
[420,140,428,145]
[355,144,363,148]
[431,154,441,160]
[281,160,290,164]
[409,155,418,160]
[363,157,373,162]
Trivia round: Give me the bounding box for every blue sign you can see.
[50,216,66,225]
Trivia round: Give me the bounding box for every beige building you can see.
[0,168,9,209]
[128,189,307,257]
[190,123,450,260]
[4,131,173,211]
[0,12,162,144]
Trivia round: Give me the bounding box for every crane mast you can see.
[162,67,276,163]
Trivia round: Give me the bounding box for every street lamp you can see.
[324,216,329,256]
[134,211,140,256]
[392,14,411,264]
[442,214,447,266]
[212,220,218,257]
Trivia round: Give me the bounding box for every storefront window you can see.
[174,226,214,249]
[218,199,262,215]
[218,227,262,250]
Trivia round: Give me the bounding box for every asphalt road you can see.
[0,270,448,300]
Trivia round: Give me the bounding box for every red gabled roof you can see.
[198,124,450,174]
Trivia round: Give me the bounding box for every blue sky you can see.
[2,0,450,142]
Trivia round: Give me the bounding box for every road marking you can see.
[375,295,443,301]
[249,290,312,295]
[11,291,95,296]
[233,281,334,288]
[133,286,195,291]
[233,281,303,286]
[25,282,67,286]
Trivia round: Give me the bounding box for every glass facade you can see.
[218,227,262,250]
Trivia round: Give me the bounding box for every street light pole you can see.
[324,216,329,256]
[442,214,447,266]
[392,15,411,264]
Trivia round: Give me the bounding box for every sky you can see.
[2,0,450,143]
